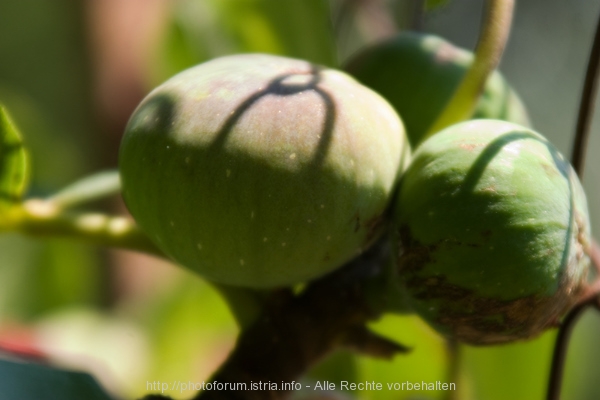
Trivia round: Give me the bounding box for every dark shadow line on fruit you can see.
[460,130,553,194]
[460,129,577,299]
[544,144,578,288]
[127,93,177,141]
[209,65,336,168]
[558,170,577,287]
[311,86,336,167]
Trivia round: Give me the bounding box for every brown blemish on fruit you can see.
[481,230,492,241]
[396,225,587,345]
[480,185,497,193]
[409,272,584,345]
[351,211,361,233]
[575,211,590,262]
[396,226,486,273]
[459,143,479,151]
[541,162,559,178]
[364,214,384,244]
[396,225,436,273]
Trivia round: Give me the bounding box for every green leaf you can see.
[231,0,337,66]
[0,105,29,211]
[152,0,337,84]
[0,358,113,400]
[47,169,120,209]
[426,0,450,11]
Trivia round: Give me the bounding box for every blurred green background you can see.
[0,0,599,399]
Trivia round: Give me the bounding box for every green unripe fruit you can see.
[120,53,410,288]
[345,32,531,148]
[391,120,591,345]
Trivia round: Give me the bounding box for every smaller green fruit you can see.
[345,32,531,147]
[391,120,591,345]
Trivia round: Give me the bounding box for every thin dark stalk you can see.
[547,241,600,400]
[546,302,589,400]
[444,339,461,400]
[572,8,600,176]
[546,7,600,399]
[546,6,600,399]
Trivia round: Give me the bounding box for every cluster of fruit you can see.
[119,32,591,345]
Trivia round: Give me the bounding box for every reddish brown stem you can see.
[546,302,589,400]
[190,241,408,400]
[572,7,600,176]
[546,5,600,398]
[140,239,409,400]
[546,241,600,400]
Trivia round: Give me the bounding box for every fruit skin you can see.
[345,32,531,148]
[390,119,591,345]
[120,53,410,288]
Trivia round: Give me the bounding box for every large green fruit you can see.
[391,119,591,345]
[345,32,531,148]
[120,53,410,288]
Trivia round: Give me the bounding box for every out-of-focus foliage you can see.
[152,0,337,85]
[0,0,102,323]
[426,0,450,11]
[0,1,94,192]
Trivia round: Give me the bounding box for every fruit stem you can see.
[14,199,164,257]
[571,5,600,177]
[423,0,514,141]
[185,239,408,400]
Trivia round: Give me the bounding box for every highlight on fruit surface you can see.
[390,119,591,345]
[344,32,531,148]
[119,53,410,288]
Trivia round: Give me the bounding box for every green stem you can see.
[15,199,164,257]
[15,198,270,329]
[423,0,514,140]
